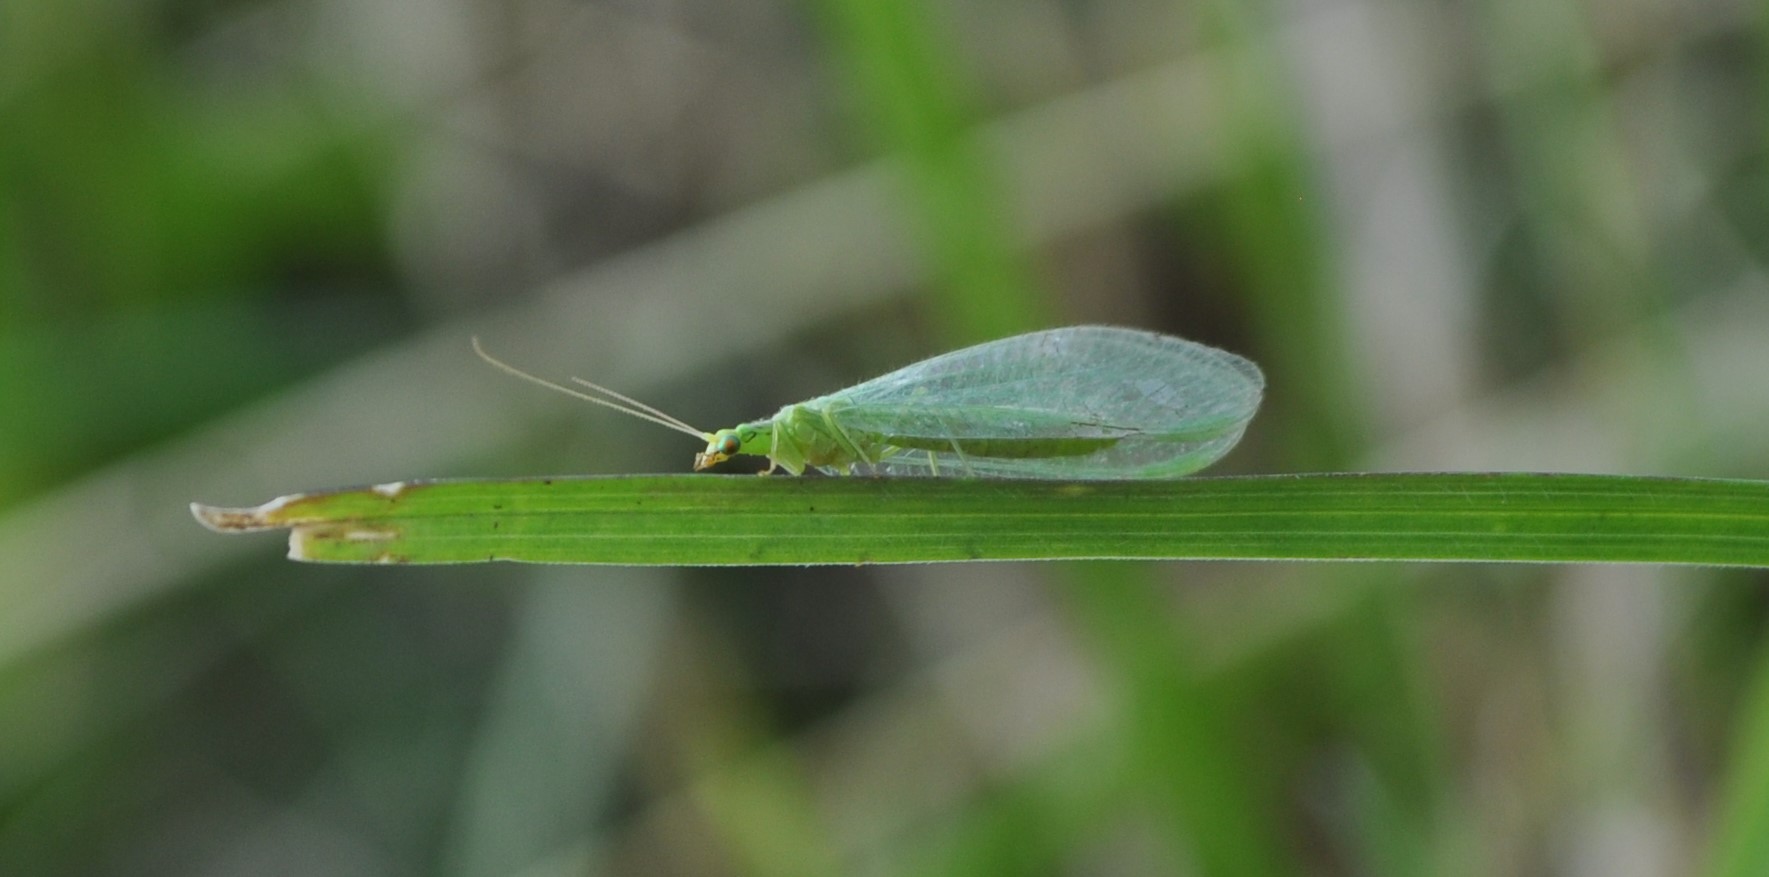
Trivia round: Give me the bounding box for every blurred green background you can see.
[6,0,1769,874]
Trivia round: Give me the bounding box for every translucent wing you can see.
[799,326,1263,479]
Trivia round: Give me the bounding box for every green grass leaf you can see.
[192,472,1769,567]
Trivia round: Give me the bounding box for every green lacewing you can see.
[473,326,1263,479]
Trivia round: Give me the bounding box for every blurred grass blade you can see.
[809,0,1051,341]
[192,473,1769,567]
[1703,635,1769,877]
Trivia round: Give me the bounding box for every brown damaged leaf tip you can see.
[289,525,405,564]
[189,501,284,533]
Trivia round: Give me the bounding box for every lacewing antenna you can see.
[471,337,708,441]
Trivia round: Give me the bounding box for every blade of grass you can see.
[807,0,1052,341]
[193,472,1769,567]
[1320,587,1453,875]
[1060,563,1292,876]
[1187,0,1362,469]
[875,733,1130,877]
[1701,632,1769,877]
